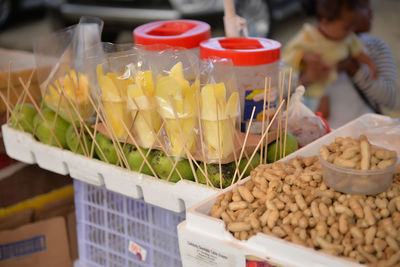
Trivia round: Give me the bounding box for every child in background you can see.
[283,0,377,112]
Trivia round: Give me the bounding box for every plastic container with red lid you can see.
[200,37,281,134]
[134,19,210,53]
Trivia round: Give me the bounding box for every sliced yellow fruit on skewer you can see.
[97,64,133,139]
[44,69,93,122]
[200,82,239,160]
[155,62,197,157]
[127,71,161,148]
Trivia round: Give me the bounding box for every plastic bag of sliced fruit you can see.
[33,17,103,124]
[82,45,275,189]
[83,44,201,182]
[17,17,104,152]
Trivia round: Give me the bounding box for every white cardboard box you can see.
[179,114,400,267]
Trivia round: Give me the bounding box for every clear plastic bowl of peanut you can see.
[318,135,399,195]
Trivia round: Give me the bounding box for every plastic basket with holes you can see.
[74,179,185,267]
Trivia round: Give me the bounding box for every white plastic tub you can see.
[319,153,399,195]
[178,113,400,267]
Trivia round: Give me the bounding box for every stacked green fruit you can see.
[65,124,93,155]
[267,132,298,163]
[123,144,154,176]
[10,103,37,134]
[151,150,194,183]
[33,108,70,148]
[196,162,235,188]
[238,151,261,178]
[94,133,119,164]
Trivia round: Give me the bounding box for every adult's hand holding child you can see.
[300,51,332,85]
[337,56,360,76]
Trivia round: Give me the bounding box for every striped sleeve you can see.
[352,34,398,109]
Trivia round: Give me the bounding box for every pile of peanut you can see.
[210,155,400,266]
[319,135,397,170]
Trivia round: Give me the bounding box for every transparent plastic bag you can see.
[357,115,400,155]
[85,43,139,140]
[198,57,240,163]
[284,86,328,147]
[33,17,103,123]
[148,46,200,158]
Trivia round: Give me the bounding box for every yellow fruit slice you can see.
[200,82,239,160]
[226,92,239,118]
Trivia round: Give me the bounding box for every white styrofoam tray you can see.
[1,124,218,212]
[179,113,400,267]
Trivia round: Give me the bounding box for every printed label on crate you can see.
[129,240,147,261]
[245,255,284,267]
[183,240,236,266]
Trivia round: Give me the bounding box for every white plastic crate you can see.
[2,124,218,212]
[179,114,400,267]
[74,179,185,267]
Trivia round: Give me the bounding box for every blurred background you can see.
[0,0,399,73]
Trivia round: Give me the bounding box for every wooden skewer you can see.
[0,92,31,132]
[167,94,198,184]
[232,106,256,183]
[48,88,64,147]
[195,89,211,186]
[274,73,282,162]
[228,115,240,187]
[59,89,110,164]
[7,69,36,130]
[264,77,272,164]
[18,70,37,133]
[278,70,285,159]
[90,92,129,168]
[2,86,33,133]
[260,77,268,165]
[90,92,127,167]
[94,96,131,170]
[238,100,285,180]
[104,98,159,179]
[215,97,223,189]
[90,110,100,158]
[6,62,11,122]
[138,121,165,174]
[283,68,293,159]
[56,79,89,156]
[232,123,252,162]
[63,92,89,157]
[160,117,189,182]
[68,71,90,157]
[121,110,137,152]
[20,77,63,149]
[129,96,184,181]
[160,114,210,181]
[5,62,33,122]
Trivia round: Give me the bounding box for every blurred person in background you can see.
[298,0,399,128]
[283,0,377,115]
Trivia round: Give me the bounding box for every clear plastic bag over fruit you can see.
[85,43,139,141]
[199,57,241,163]
[283,86,328,147]
[147,46,201,158]
[33,17,103,123]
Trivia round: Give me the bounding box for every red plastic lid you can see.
[200,37,281,66]
[133,20,210,49]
